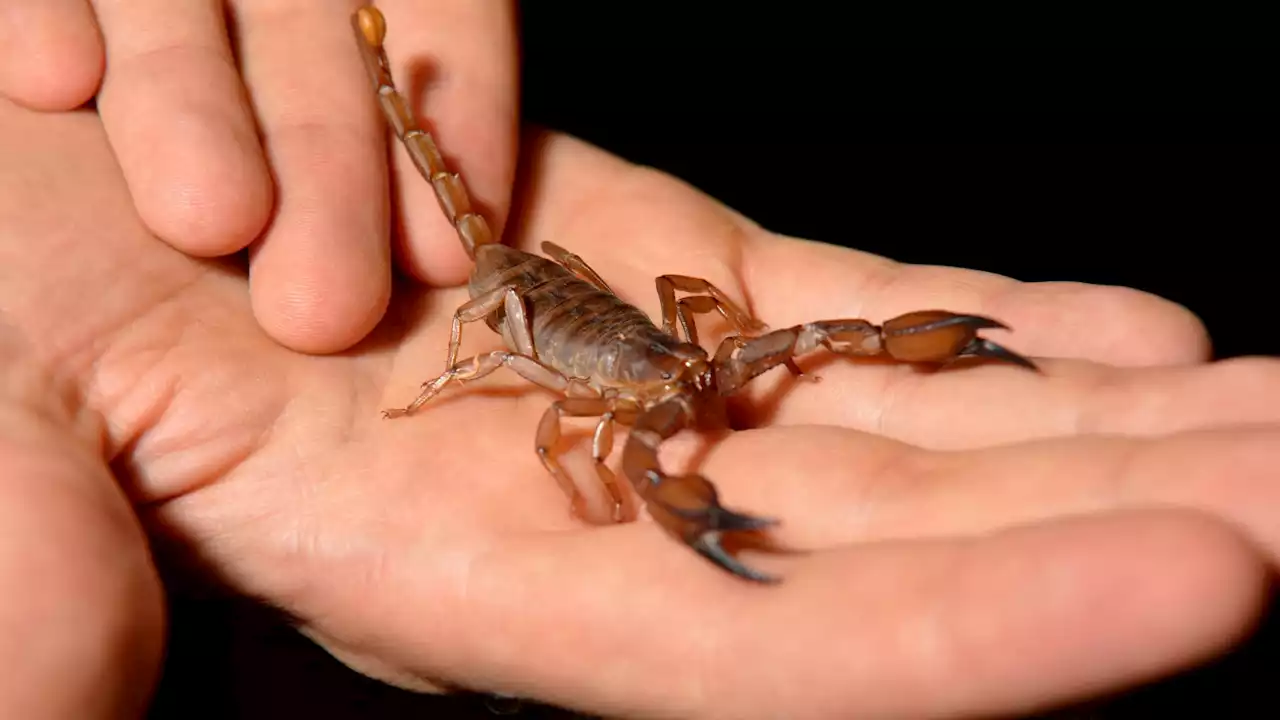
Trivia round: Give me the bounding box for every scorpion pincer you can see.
[354,6,1040,584]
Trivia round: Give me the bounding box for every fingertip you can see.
[0,0,104,110]
[887,508,1270,719]
[1076,509,1269,657]
[1160,510,1271,643]
[1053,509,1271,708]
[89,1,277,257]
[132,148,275,258]
[249,255,392,354]
[1073,284,1214,366]
[242,137,392,353]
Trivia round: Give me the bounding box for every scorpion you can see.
[355,6,1039,583]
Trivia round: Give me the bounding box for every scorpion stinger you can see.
[357,6,1040,584]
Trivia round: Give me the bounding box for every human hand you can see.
[0,0,517,353]
[3,99,1279,719]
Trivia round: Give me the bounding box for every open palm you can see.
[3,99,1278,719]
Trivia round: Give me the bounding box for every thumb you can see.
[0,360,164,717]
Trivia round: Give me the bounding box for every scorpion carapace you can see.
[354,6,1040,584]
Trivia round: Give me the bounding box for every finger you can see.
[0,0,103,109]
[689,424,1280,564]
[90,0,273,256]
[0,345,164,717]
[873,425,1280,560]
[508,131,1210,368]
[231,1,391,353]
[372,0,519,286]
[312,509,1265,719]
[739,353,1280,450]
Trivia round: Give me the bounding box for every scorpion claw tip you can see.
[964,338,1039,372]
[715,506,780,532]
[693,532,781,584]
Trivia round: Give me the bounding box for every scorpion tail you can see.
[353,6,497,260]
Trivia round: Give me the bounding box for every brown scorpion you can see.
[355,6,1039,583]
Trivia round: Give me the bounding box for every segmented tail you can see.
[353,7,495,259]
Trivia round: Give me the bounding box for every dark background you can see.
[148,4,1277,719]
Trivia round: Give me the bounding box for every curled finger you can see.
[91,0,273,256]
[0,0,103,109]
[232,0,391,352]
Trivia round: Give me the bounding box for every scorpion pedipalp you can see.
[620,398,782,582]
[714,310,1038,395]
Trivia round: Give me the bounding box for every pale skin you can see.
[3,98,1280,719]
[0,0,517,353]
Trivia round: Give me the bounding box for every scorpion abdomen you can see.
[469,244,670,386]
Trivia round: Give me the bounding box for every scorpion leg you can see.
[672,296,717,346]
[542,242,616,295]
[656,275,768,338]
[442,284,534,370]
[536,397,641,523]
[382,351,581,418]
[714,310,1039,396]
[658,275,810,379]
[622,399,780,583]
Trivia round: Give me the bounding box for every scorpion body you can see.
[355,6,1038,583]
[469,243,668,387]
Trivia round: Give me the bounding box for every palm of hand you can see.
[3,102,1276,719]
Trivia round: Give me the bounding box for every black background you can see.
[148,4,1277,719]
